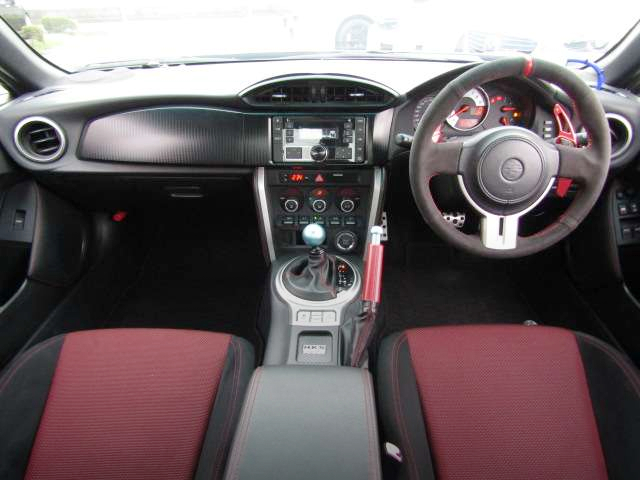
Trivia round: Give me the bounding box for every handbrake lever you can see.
[350,226,385,367]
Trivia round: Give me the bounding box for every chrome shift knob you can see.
[302,223,326,247]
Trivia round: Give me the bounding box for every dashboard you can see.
[0,59,639,175]
[1,58,640,254]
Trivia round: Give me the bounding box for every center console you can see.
[254,114,384,367]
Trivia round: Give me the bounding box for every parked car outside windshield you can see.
[1,0,638,71]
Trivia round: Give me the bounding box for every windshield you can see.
[1,0,638,72]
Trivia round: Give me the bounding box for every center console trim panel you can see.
[275,256,361,327]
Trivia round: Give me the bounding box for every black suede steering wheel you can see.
[410,57,611,258]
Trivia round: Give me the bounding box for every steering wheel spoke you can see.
[480,212,520,250]
[556,144,600,183]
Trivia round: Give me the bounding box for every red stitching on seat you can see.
[391,333,419,480]
[225,368,263,480]
[212,337,242,480]
[0,336,64,396]
[579,334,640,398]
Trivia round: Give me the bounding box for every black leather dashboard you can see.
[79,107,269,166]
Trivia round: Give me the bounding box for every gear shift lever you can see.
[301,223,326,250]
[282,224,338,301]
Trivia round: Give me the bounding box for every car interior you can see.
[0,4,639,480]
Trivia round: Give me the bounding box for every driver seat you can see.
[376,324,640,480]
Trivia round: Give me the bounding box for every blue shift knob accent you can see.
[302,223,326,247]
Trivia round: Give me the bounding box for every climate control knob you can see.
[310,145,328,162]
[311,198,328,213]
[282,198,300,213]
[339,198,356,213]
[335,231,358,253]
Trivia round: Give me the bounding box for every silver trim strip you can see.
[605,113,633,159]
[238,74,399,98]
[275,256,361,326]
[365,167,384,256]
[14,116,66,163]
[254,167,276,262]
[457,175,555,250]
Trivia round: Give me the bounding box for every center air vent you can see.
[606,113,633,159]
[242,77,396,107]
[14,116,66,163]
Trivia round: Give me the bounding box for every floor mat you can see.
[380,243,614,343]
[381,245,536,337]
[103,200,267,351]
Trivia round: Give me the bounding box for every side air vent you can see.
[606,113,633,159]
[242,77,396,107]
[14,117,66,162]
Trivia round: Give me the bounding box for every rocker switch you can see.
[13,210,26,230]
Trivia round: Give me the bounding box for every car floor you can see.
[100,203,266,349]
[17,174,626,365]
[19,180,268,358]
[380,243,616,342]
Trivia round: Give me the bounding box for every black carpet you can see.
[380,242,616,345]
[102,198,267,351]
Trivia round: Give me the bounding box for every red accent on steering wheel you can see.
[523,57,534,77]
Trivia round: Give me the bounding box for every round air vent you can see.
[606,113,633,159]
[14,116,66,162]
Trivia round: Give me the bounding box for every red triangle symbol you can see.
[315,174,325,183]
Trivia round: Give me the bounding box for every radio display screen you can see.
[272,116,365,163]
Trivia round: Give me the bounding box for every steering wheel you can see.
[410,57,611,258]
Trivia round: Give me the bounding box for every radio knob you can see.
[311,198,328,213]
[335,231,358,253]
[339,198,356,213]
[283,198,300,213]
[310,145,328,162]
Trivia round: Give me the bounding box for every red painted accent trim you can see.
[523,56,534,77]
[362,243,384,303]
[25,329,231,480]
[111,211,128,222]
[553,103,578,147]
[406,325,609,480]
[556,177,573,198]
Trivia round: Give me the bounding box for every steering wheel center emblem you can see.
[501,158,525,181]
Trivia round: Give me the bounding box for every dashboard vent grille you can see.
[606,113,633,159]
[244,79,394,107]
[14,117,66,162]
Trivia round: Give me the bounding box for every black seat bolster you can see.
[195,335,255,480]
[0,335,65,480]
[576,332,640,480]
[0,331,255,480]
[376,332,435,480]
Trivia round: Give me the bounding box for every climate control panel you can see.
[265,168,375,255]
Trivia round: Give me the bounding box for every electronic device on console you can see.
[271,116,366,164]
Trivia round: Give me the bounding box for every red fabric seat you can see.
[376,325,640,480]
[0,328,254,480]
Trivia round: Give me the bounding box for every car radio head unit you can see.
[272,116,366,163]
